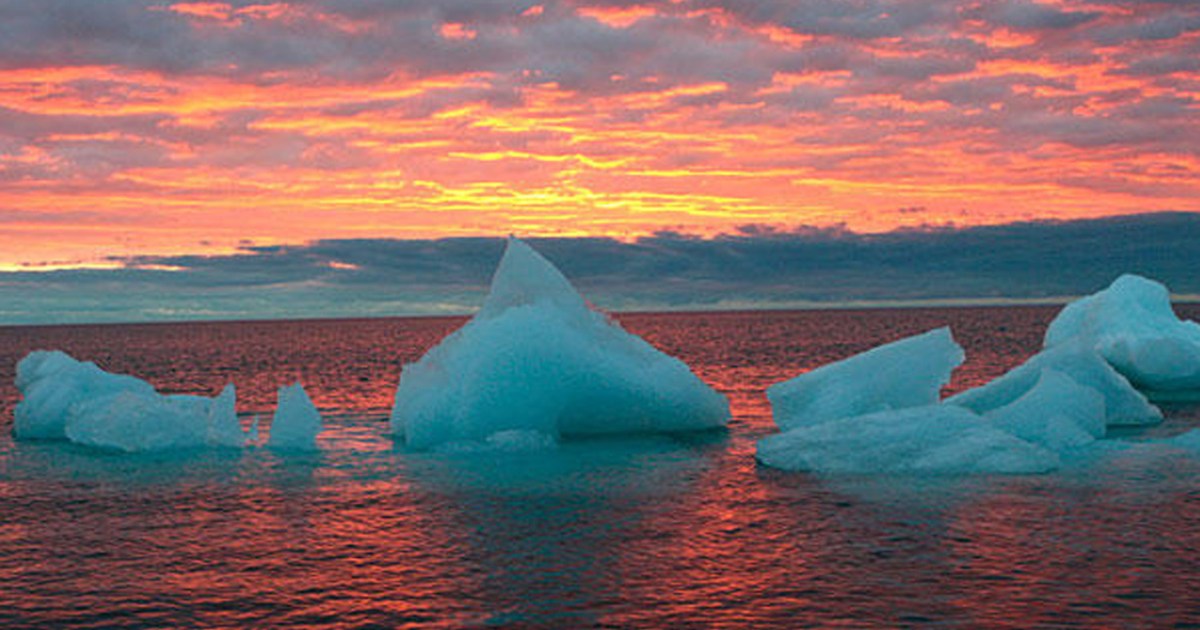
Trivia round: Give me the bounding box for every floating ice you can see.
[14,350,253,452]
[766,327,964,431]
[982,369,1105,452]
[946,341,1161,427]
[390,237,729,449]
[756,405,1058,475]
[64,384,248,452]
[267,383,322,451]
[1045,274,1200,393]
[14,350,156,440]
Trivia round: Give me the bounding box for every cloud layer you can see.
[0,0,1198,267]
[3,212,1198,324]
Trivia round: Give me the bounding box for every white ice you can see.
[756,405,1058,475]
[946,341,1161,427]
[14,350,253,452]
[766,327,964,431]
[390,237,729,450]
[1045,274,1200,394]
[982,369,1105,452]
[267,382,322,451]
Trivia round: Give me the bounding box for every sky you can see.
[1,1,1198,322]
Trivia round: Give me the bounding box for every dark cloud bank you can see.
[3,212,1199,325]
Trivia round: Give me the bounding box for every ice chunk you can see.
[766,327,964,431]
[946,341,1161,427]
[14,350,252,452]
[64,384,247,452]
[390,237,729,449]
[1045,274,1200,392]
[756,405,1058,475]
[13,350,156,439]
[267,382,322,451]
[982,370,1105,452]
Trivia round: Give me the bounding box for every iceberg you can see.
[390,237,729,450]
[267,382,322,451]
[64,384,247,452]
[946,341,1161,427]
[14,350,156,440]
[756,405,1058,475]
[1044,274,1200,393]
[982,370,1105,452]
[14,350,253,452]
[766,327,964,431]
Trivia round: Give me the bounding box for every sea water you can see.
[2,307,1199,627]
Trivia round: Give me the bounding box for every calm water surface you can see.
[2,307,1200,628]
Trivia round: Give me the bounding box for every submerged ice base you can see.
[13,350,253,452]
[390,237,729,450]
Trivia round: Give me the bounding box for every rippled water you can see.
[2,308,1200,628]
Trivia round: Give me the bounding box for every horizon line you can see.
[5,294,1199,329]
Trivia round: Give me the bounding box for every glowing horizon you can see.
[2,1,1198,267]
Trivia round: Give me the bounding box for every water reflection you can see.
[397,435,714,626]
[2,307,1200,626]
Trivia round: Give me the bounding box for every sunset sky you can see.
[2,0,1198,269]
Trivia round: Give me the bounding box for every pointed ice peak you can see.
[268,382,322,451]
[478,236,589,319]
[206,383,249,447]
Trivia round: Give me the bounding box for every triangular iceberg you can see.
[390,237,729,449]
[267,382,322,451]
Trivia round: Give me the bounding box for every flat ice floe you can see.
[756,405,1058,475]
[390,237,729,450]
[1045,274,1200,395]
[14,350,253,452]
[757,325,1160,475]
[767,327,963,431]
[757,328,1058,475]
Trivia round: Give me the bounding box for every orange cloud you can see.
[0,0,1198,268]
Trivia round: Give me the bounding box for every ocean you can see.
[2,307,1200,627]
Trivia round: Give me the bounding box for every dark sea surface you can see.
[2,307,1200,628]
